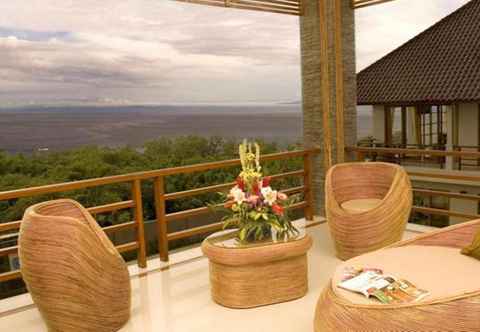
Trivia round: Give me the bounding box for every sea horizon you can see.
[0,104,373,154]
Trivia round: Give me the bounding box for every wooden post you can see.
[415,106,423,147]
[154,176,169,262]
[356,151,366,161]
[384,106,392,147]
[334,0,345,164]
[303,152,315,221]
[401,106,407,147]
[318,0,333,170]
[132,179,147,268]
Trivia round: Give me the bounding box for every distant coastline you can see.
[0,105,372,154]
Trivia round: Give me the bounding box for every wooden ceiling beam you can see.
[171,0,398,15]
[353,0,397,9]
[173,0,302,15]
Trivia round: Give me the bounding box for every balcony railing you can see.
[0,149,318,285]
[347,146,480,222]
[356,140,480,170]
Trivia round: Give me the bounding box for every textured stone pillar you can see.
[300,0,357,216]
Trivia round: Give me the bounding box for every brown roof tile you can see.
[357,0,480,105]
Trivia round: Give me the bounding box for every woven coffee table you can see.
[202,229,312,308]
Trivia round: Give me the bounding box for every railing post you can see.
[303,152,315,221]
[154,176,169,262]
[356,151,365,161]
[132,179,147,268]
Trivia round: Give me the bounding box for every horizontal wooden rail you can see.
[0,220,21,232]
[87,200,134,214]
[346,146,480,159]
[409,171,480,183]
[0,246,18,257]
[281,185,305,195]
[166,205,220,223]
[414,189,480,201]
[103,221,137,234]
[0,148,318,285]
[167,221,224,241]
[289,201,308,211]
[165,182,234,201]
[0,270,22,283]
[0,149,316,201]
[116,242,139,254]
[412,206,480,220]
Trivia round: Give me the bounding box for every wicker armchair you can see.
[326,162,412,260]
[315,219,480,332]
[19,199,131,332]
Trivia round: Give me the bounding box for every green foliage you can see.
[0,136,302,223]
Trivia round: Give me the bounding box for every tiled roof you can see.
[357,0,480,105]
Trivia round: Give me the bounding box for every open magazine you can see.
[338,267,429,304]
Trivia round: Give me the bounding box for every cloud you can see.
[0,0,471,104]
[355,0,471,70]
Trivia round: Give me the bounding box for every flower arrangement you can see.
[219,140,299,243]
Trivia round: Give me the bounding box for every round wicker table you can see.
[202,229,312,309]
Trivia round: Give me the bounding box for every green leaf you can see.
[239,228,247,241]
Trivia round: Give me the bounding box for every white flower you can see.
[261,186,277,206]
[230,186,246,204]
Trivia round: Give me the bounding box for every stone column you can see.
[300,0,357,216]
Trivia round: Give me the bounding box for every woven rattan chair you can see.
[19,199,131,332]
[326,162,412,260]
[314,219,480,331]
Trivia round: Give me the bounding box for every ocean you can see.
[0,105,373,154]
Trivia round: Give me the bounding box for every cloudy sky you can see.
[0,0,471,105]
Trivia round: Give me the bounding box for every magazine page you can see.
[338,267,430,304]
[338,271,392,298]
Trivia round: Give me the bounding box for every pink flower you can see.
[247,195,259,204]
[278,192,288,201]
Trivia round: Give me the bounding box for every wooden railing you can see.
[0,149,318,283]
[347,146,480,221]
[355,141,480,170]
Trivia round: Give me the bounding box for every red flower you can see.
[236,177,245,191]
[252,182,261,196]
[262,176,271,187]
[272,204,284,216]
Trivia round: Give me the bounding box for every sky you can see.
[0,0,471,105]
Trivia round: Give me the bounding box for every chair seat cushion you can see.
[332,245,480,305]
[340,198,382,213]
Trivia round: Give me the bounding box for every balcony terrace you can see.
[1,0,477,330]
[0,146,477,331]
[0,219,428,332]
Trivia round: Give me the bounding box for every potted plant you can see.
[219,140,299,243]
[202,140,312,308]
